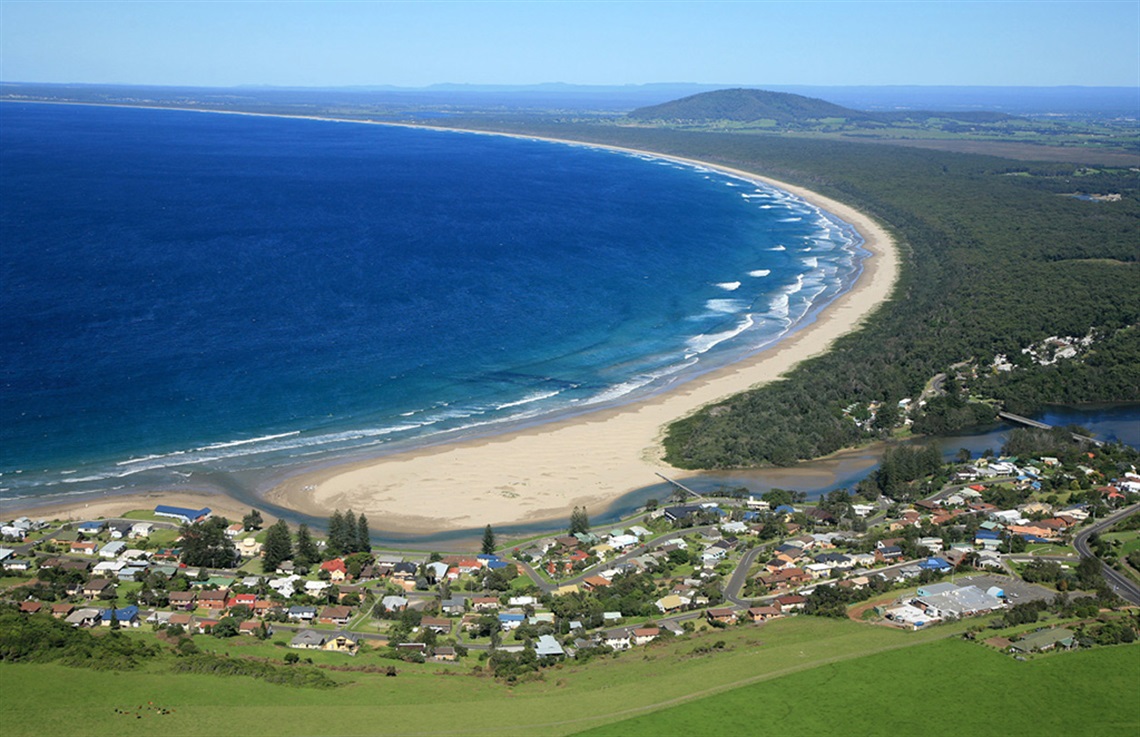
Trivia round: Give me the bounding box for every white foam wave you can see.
[686,314,756,355]
[715,281,742,291]
[705,298,746,314]
[768,293,790,318]
[802,256,818,268]
[493,389,563,411]
[779,217,803,222]
[201,431,301,451]
[749,269,771,277]
[769,245,786,251]
[784,274,805,296]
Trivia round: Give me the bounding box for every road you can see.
[1071,502,1140,606]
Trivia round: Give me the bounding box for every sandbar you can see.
[264,141,899,534]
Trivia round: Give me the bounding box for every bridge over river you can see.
[997,411,1104,446]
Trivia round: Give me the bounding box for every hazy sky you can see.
[2,1,1138,88]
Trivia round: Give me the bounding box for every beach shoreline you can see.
[258,127,898,534]
[2,102,899,536]
[0,490,263,527]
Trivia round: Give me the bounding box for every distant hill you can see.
[629,88,1016,125]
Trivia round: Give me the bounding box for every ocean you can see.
[0,102,865,507]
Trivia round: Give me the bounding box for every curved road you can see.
[1071,503,1140,606]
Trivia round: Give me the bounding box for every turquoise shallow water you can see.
[0,102,865,506]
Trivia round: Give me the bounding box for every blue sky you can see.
[2,1,1137,88]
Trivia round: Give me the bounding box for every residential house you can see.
[51,603,75,619]
[421,616,452,634]
[65,608,102,627]
[655,594,691,613]
[128,522,154,539]
[747,605,782,622]
[774,595,807,612]
[290,630,327,650]
[604,629,632,651]
[534,634,565,658]
[83,579,113,600]
[319,605,352,627]
[498,612,525,631]
[380,595,409,613]
[70,541,98,556]
[440,597,467,616]
[706,607,738,625]
[433,646,458,662]
[1010,628,1075,654]
[197,590,229,611]
[287,605,318,622]
[320,558,349,583]
[100,605,140,628]
[322,632,359,655]
[168,591,197,610]
[632,627,660,646]
[77,521,105,535]
[471,596,500,612]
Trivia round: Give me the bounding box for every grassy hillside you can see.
[1,616,1135,736]
[574,638,1140,737]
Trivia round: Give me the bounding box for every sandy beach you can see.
[261,140,899,534]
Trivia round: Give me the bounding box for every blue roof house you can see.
[154,506,212,524]
[918,557,952,571]
[100,605,140,627]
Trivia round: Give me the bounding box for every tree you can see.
[327,510,346,556]
[242,509,264,531]
[262,519,293,573]
[569,506,590,536]
[180,518,238,569]
[482,525,496,555]
[356,514,371,554]
[295,524,319,567]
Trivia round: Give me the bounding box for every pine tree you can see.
[295,524,319,567]
[569,506,590,535]
[356,514,371,553]
[482,524,496,554]
[341,510,358,554]
[262,519,293,573]
[327,510,345,556]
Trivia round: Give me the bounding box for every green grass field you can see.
[572,639,1140,737]
[0,616,1136,736]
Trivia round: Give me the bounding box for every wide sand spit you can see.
[263,126,900,535]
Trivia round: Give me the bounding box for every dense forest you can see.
[425,119,1139,468]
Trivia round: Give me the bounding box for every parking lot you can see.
[956,574,1056,604]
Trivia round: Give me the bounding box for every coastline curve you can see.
[260,126,900,534]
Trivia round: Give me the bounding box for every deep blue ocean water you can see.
[0,103,865,505]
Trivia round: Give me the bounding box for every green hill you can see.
[629,88,862,123]
[629,87,1016,126]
